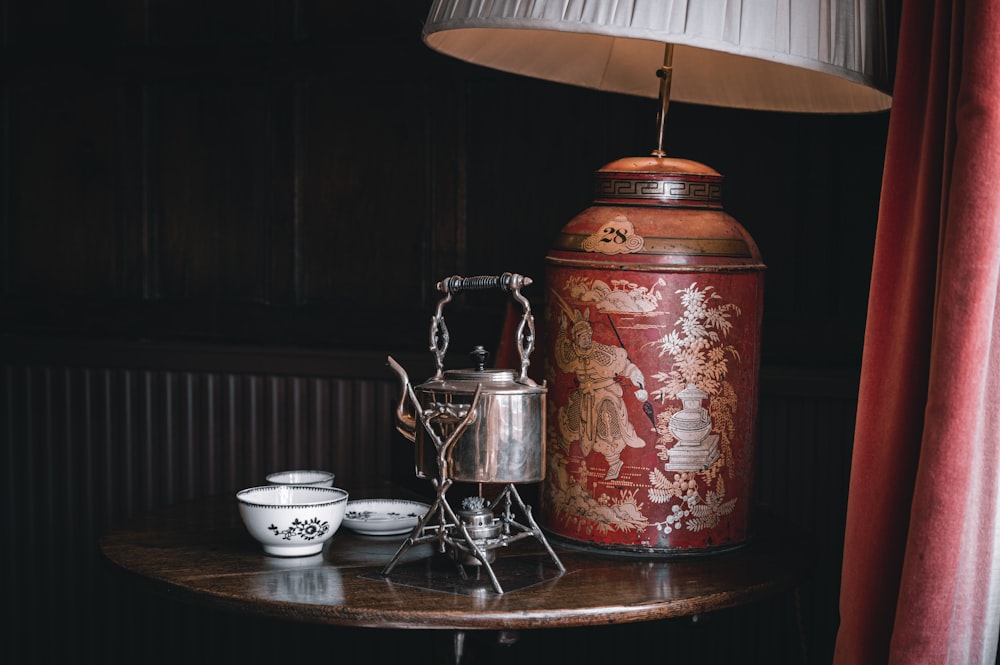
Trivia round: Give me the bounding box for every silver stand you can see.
[380,385,564,594]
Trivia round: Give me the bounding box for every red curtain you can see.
[834,0,1000,662]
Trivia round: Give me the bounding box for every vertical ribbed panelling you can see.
[2,361,399,664]
[755,372,860,663]
[48,369,379,517]
[757,392,858,526]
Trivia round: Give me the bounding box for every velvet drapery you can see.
[834,0,1000,663]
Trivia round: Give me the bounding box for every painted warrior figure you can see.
[554,308,647,480]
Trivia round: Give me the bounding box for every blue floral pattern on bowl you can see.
[268,517,330,541]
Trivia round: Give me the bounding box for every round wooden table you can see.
[100,491,811,662]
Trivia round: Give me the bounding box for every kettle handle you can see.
[429,272,537,385]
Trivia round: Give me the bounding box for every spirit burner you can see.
[384,273,564,594]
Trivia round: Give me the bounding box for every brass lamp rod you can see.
[652,43,675,158]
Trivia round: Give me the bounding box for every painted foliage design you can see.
[646,283,741,535]
[546,276,744,541]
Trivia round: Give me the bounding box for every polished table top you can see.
[99,489,810,632]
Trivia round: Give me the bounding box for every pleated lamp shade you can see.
[423,0,893,113]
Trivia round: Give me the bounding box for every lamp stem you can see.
[652,43,674,158]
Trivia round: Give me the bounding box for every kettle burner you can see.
[383,273,564,594]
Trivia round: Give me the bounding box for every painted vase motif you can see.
[540,156,765,554]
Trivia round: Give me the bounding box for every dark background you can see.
[1,1,891,663]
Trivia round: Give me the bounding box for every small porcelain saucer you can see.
[343,499,430,536]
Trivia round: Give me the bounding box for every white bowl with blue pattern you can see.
[237,485,349,556]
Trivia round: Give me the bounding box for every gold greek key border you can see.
[594,176,723,204]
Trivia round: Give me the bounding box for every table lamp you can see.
[422,0,892,555]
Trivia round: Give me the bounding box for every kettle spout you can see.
[386,355,417,442]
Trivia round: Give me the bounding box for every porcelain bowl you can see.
[237,485,349,557]
[265,469,335,487]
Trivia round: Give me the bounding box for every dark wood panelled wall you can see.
[1,1,891,663]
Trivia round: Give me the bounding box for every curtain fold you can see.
[834,0,1000,662]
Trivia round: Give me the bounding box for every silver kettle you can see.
[387,273,546,484]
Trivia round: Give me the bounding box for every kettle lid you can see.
[426,346,544,394]
[442,367,517,383]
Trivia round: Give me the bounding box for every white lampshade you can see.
[423,0,893,113]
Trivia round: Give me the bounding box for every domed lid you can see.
[594,156,723,209]
[442,367,517,383]
[418,346,544,395]
[600,156,720,175]
[420,366,544,396]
